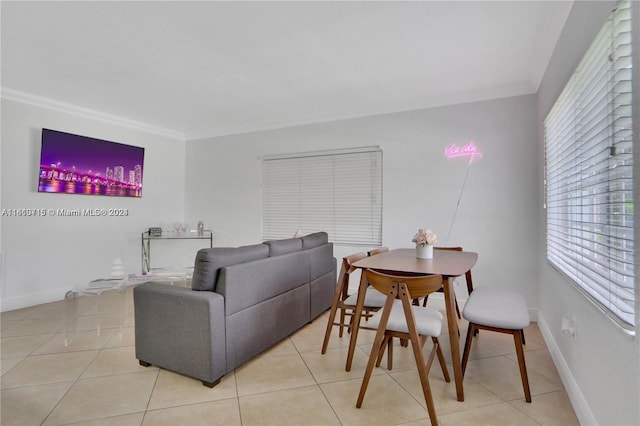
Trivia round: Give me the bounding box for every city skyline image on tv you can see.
[38,129,145,197]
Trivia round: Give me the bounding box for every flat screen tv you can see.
[38,129,145,198]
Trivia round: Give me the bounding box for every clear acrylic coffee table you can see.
[64,278,128,346]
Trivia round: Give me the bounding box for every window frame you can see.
[544,0,636,331]
[261,146,383,246]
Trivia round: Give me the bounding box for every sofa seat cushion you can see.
[191,244,269,291]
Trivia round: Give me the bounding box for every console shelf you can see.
[141,230,213,273]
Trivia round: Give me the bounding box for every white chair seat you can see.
[344,287,387,308]
[463,287,529,329]
[368,300,443,336]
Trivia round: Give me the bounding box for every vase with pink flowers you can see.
[412,228,437,259]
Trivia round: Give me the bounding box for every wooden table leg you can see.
[345,272,368,371]
[443,276,465,401]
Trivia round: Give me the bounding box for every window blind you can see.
[544,0,634,329]
[261,147,382,246]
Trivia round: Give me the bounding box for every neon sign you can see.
[444,142,483,164]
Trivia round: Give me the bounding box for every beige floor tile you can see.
[1,333,53,358]
[82,346,156,378]
[235,352,316,396]
[522,323,548,351]
[25,300,67,320]
[391,369,501,415]
[0,381,73,426]
[292,314,378,354]
[74,291,127,316]
[351,326,379,346]
[2,317,66,337]
[147,369,237,410]
[290,313,337,353]
[1,357,23,375]
[144,398,241,426]
[461,325,547,359]
[104,325,135,348]
[43,370,157,425]
[311,310,378,352]
[66,412,145,426]
[329,328,358,348]
[301,344,388,384]
[364,337,448,374]
[1,319,20,332]
[1,350,98,389]
[321,375,429,426]
[439,402,540,425]
[452,332,502,361]
[0,289,578,426]
[464,355,562,401]
[259,336,298,357]
[465,329,520,356]
[33,329,116,355]
[510,389,580,425]
[2,300,65,321]
[506,348,562,383]
[74,314,127,333]
[1,307,34,322]
[240,385,340,425]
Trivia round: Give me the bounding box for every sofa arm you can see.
[133,282,226,386]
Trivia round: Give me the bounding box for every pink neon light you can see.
[444,142,483,164]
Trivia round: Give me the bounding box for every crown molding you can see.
[1,88,185,141]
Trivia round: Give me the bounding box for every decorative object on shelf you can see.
[173,222,189,234]
[110,258,125,278]
[197,221,204,237]
[149,227,162,237]
[412,228,438,259]
[141,228,213,274]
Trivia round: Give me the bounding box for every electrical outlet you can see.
[561,316,576,337]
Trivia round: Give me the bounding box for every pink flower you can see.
[412,228,438,246]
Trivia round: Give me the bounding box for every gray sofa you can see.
[133,232,336,387]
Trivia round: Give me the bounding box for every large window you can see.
[261,147,382,246]
[545,0,635,329]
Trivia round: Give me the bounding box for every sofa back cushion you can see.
[302,232,328,249]
[191,244,269,291]
[264,238,303,256]
[306,243,335,281]
[216,250,310,315]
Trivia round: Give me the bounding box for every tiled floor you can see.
[1,286,579,425]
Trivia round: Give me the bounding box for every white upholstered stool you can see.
[461,287,532,402]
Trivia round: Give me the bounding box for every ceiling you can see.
[1,1,573,140]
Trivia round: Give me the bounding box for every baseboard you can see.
[0,288,67,312]
[537,315,597,426]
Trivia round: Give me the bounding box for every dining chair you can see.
[421,246,474,319]
[321,251,388,353]
[367,246,389,256]
[342,247,391,324]
[461,287,532,402]
[356,269,450,426]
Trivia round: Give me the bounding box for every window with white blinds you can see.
[261,147,382,246]
[544,0,635,329]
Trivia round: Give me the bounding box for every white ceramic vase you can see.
[416,244,434,259]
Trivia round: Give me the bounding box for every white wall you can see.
[537,1,640,425]
[0,98,186,311]
[185,94,540,307]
